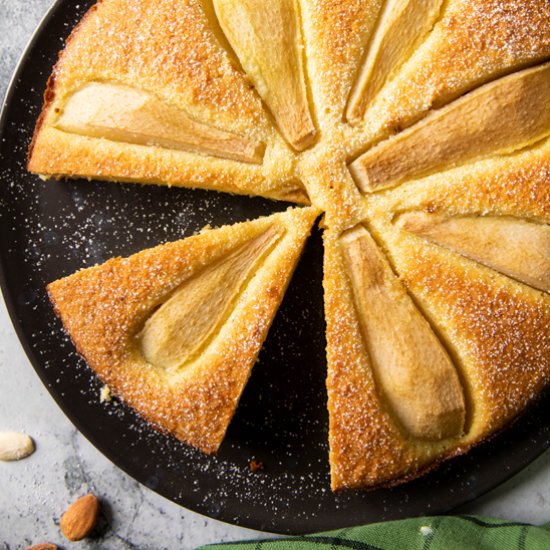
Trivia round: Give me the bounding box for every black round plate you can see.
[1,0,549,535]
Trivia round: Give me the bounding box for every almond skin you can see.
[26,544,58,550]
[60,494,100,541]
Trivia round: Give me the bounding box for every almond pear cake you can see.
[28,0,550,491]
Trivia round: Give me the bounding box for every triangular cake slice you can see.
[324,226,466,490]
[28,0,306,203]
[325,217,550,489]
[358,0,550,145]
[350,62,550,192]
[47,206,318,453]
[371,217,550,451]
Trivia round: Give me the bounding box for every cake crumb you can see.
[99,385,112,403]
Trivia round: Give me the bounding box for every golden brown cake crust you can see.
[357,0,550,148]
[28,0,306,202]
[48,207,318,453]
[323,228,467,490]
[369,137,550,223]
[325,218,550,490]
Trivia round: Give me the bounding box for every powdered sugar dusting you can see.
[1,0,550,535]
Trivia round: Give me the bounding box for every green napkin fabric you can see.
[200,516,550,550]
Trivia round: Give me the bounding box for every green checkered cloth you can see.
[200,516,550,550]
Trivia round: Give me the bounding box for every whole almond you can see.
[60,494,100,541]
[0,432,35,461]
[26,544,58,550]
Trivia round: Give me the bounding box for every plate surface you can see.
[1,0,550,535]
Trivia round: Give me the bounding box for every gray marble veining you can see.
[1,1,550,548]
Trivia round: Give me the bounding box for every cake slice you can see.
[47,206,318,453]
[350,62,550,192]
[325,217,550,490]
[323,227,464,490]
[358,0,550,144]
[28,0,306,203]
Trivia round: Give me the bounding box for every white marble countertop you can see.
[1,1,550,548]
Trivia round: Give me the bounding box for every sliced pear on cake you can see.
[47,206,318,453]
[359,0,550,141]
[339,225,465,440]
[397,212,550,293]
[364,216,550,487]
[139,224,283,370]
[350,62,550,192]
[213,0,316,151]
[346,0,443,124]
[54,83,265,164]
